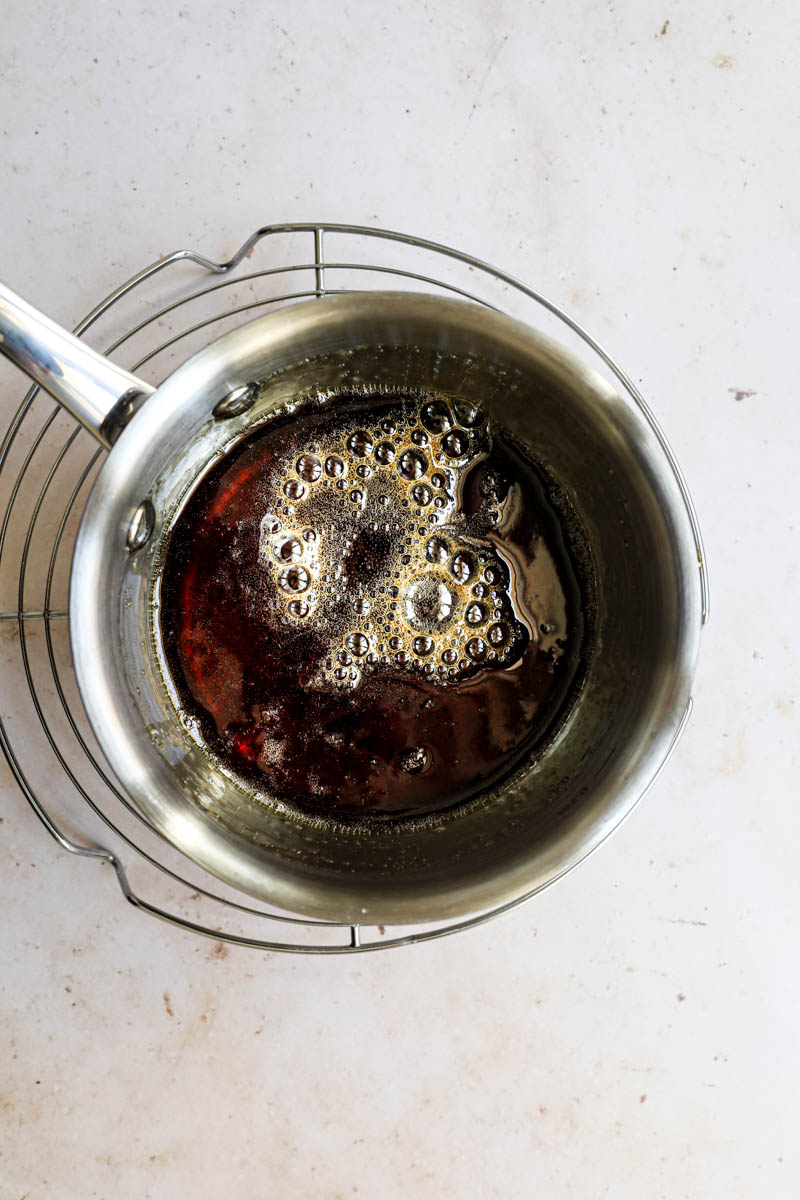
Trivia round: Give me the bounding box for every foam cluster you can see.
[258,395,524,689]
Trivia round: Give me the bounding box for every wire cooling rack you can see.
[0,223,708,952]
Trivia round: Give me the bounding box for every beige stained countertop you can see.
[0,2,796,1197]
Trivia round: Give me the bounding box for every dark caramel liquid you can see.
[158,391,591,820]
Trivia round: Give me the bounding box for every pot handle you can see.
[0,280,155,449]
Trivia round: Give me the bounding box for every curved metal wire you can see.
[34,446,338,928]
[0,222,708,952]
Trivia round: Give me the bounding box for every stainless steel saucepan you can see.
[0,277,703,924]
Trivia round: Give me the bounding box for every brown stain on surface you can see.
[467,35,508,122]
[713,54,734,69]
[209,940,229,960]
[729,388,756,401]
[163,991,174,1017]
[719,730,748,776]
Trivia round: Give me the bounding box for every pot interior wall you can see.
[72,294,701,922]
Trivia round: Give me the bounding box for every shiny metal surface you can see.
[0,280,155,447]
[62,291,700,924]
[0,223,707,945]
[212,383,258,420]
[126,499,155,552]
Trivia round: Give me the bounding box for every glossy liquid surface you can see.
[159,391,591,819]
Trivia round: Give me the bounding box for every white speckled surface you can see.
[1,2,797,1197]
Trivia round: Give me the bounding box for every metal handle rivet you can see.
[213,383,257,420]
[127,499,155,552]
